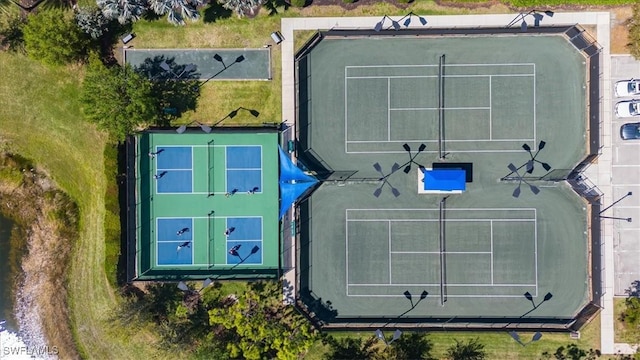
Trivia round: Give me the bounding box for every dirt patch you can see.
[611,6,633,55]
[0,154,79,359]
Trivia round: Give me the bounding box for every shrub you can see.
[289,0,306,8]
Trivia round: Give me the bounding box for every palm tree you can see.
[149,0,205,25]
[220,0,263,18]
[97,0,147,24]
[446,338,486,360]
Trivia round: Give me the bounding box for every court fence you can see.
[292,24,605,331]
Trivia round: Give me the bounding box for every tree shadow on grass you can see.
[134,55,201,126]
[203,0,232,23]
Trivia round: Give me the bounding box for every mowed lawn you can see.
[0,53,181,357]
[305,315,602,359]
[1,0,612,358]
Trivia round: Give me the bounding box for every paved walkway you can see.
[280,12,627,354]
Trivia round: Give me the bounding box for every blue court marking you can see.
[157,146,192,170]
[156,170,192,193]
[226,146,262,169]
[158,242,193,265]
[226,240,262,265]
[226,217,262,241]
[226,170,261,193]
[157,218,193,241]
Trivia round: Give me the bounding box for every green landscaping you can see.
[1,0,631,357]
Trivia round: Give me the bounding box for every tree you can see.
[220,0,263,18]
[75,6,112,40]
[388,332,434,360]
[0,11,25,52]
[541,344,599,360]
[629,2,640,60]
[81,54,156,141]
[134,56,201,125]
[322,335,378,360]
[148,0,205,25]
[446,338,485,360]
[22,8,90,65]
[97,0,147,24]
[208,281,317,360]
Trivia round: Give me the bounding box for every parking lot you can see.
[610,55,640,296]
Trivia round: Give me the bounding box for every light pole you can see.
[509,331,542,346]
[374,15,401,32]
[176,120,212,134]
[506,10,554,31]
[213,107,260,127]
[599,191,633,222]
[376,329,402,357]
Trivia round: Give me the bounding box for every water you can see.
[0,215,15,332]
[0,215,54,359]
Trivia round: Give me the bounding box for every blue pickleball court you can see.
[155,146,193,193]
[156,218,194,265]
[225,217,263,265]
[226,146,262,193]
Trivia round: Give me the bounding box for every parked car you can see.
[620,123,640,140]
[615,79,640,97]
[615,100,640,118]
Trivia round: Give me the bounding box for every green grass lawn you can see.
[615,297,640,345]
[304,313,602,359]
[1,0,622,357]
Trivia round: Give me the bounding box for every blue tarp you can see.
[279,147,318,219]
[423,169,466,191]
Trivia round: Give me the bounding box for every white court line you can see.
[347,138,536,143]
[344,66,348,154]
[387,77,391,142]
[346,294,534,298]
[348,218,535,222]
[345,74,535,80]
[346,208,349,296]
[388,220,392,284]
[156,168,193,171]
[348,283,536,287]
[390,107,491,111]
[191,146,194,194]
[345,63,535,68]
[346,207,537,211]
[490,220,494,285]
[391,251,492,254]
[533,63,537,146]
[534,209,539,297]
[346,149,537,154]
[489,75,493,140]
[226,167,263,170]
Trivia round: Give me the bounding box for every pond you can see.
[0,214,17,332]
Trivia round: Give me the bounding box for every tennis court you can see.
[345,63,536,153]
[296,32,591,320]
[134,130,278,279]
[124,48,271,80]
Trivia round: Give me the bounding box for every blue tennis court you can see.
[155,146,193,193]
[226,217,263,265]
[226,146,262,194]
[157,218,193,265]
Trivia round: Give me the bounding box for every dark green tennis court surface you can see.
[135,130,279,279]
[125,48,271,80]
[297,33,590,320]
